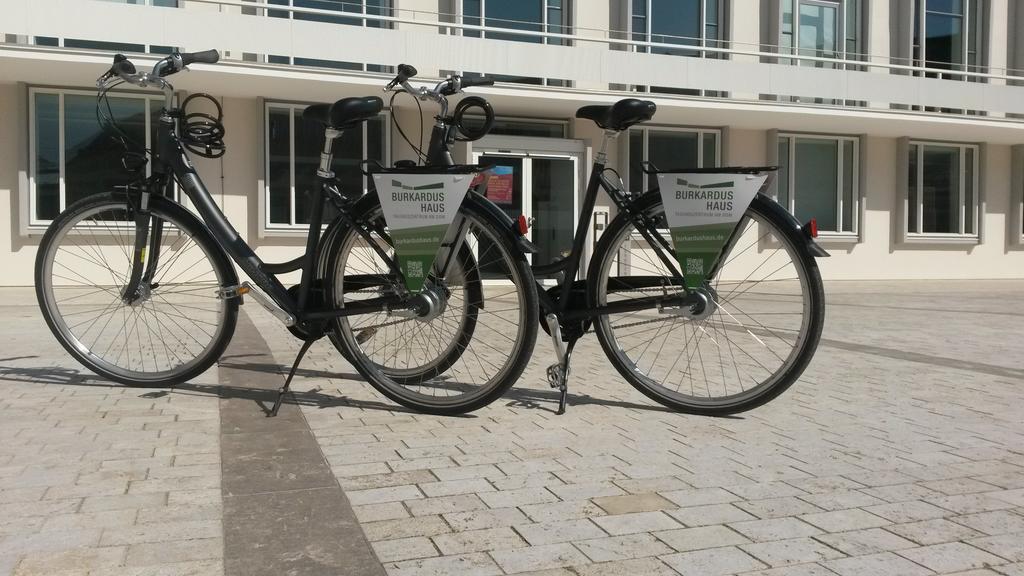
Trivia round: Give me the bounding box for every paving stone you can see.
[99,520,221,546]
[864,500,951,523]
[660,545,767,575]
[592,511,681,535]
[930,493,1017,515]
[575,533,673,562]
[660,487,741,507]
[478,486,557,509]
[490,543,590,573]
[951,510,1024,536]
[13,546,126,574]
[362,515,452,542]
[887,518,988,545]
[738,563,841,576]
[814,528,918,555]
[405,494,487,517]
[520,499,607,523]
[549,482,626,501]
[515,518,606,546]
[729,517,824,542]
[346,484,424,506]
[573,556,679,576]
[352,502,410,523]
[741,536,847,567]
[592,493,675,515]
[432,527,527,555]
[125,538,223,566]
[968,533,1024,562]
[653,525,750,552]
[823,551,934,576]
[667,503,758,527]
[898,542,1007,573]
[737,497,824,519]
[386,552,502,576]
[799,509,890,532]
[443,507,531,532]
[372,536,439,563]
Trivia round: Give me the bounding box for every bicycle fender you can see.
[465,191,538,256]
[750,194,831,258]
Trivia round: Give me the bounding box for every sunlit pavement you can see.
[1,281,1023,576]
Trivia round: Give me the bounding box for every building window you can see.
[28,88,162,226]
[776,134,859,235]
[264,102,388,228]
[629,0,722,57]
[627,127,720,193]
[625,0,723,95]
[463,116,568,138]
[913,0,985,77]
[461,0,570,44]
[906,141,979,238]
[265,0,393,71]
[781,0,859,64]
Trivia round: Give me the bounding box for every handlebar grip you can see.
[112,55,137,77]
[181,49,220,66]
[397,63,417,81]
[460,76,495,89]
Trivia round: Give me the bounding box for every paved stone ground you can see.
[2,280,1024,576]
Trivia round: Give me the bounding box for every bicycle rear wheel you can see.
[35,192,238,386]
[589,193,824,415]
[324,197,539,415]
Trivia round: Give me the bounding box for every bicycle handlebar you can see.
[98,49,220,91]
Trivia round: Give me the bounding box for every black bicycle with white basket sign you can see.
[34,54,539,416]
[497,98,828,415]
[336,69,828,416]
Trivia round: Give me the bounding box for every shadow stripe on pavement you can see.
[218,308,385,576]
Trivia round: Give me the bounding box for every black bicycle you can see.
[332,69,828,416]
[34,53,538,416]
[485,99,828,415]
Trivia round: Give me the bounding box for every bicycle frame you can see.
[529,131,696,324]
[132,109,406,332]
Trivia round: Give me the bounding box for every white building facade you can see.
[2,0,1024,286]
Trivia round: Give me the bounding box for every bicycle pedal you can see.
[546,363,563,389]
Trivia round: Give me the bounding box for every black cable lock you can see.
[452,96,495,141]
[180,93,226,159]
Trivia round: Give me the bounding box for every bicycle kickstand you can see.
[544,314,576,415]
[270,337,316,417]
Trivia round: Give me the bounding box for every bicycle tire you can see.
[35,192,238,387]
[588,192,825,415]
[323,196,539,415]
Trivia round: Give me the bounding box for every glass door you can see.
[474,152,579,282]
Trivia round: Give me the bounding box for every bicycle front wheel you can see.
[35,192,238,387]
[324,197,539,415]
[589,193,825,415]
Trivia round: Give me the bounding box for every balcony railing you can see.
[4,0,1024,117]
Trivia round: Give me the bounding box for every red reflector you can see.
[808,218,818,238]
[517,214,529,235]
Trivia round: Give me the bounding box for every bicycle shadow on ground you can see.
[0,361,713,417]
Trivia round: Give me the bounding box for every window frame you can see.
[261,100,390,233]
[779,0,860,63]
[27,86,165,229]
[774,132,861,239]
[625,125,722,193]
[912,0,986,77]
[903,139,981,243]
[627,0,723,58]
[458,0,572,45]
[1013,145,1024,247]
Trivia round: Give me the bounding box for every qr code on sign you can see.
[407,260,424,278]
[686,258,703,276]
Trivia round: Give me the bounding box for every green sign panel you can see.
[372,173,475,292]
[656,173,768,289]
